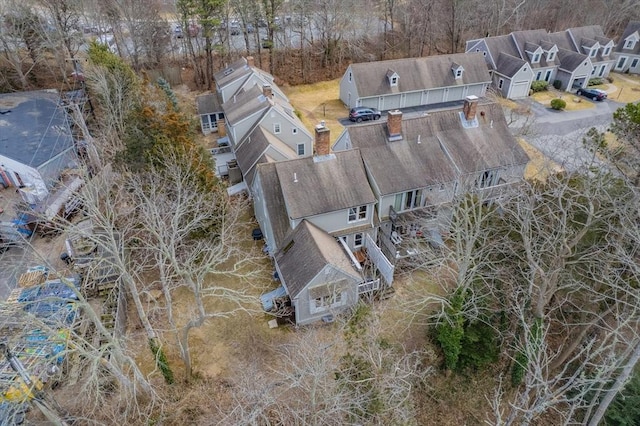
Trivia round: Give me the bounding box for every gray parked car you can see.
[349,107,381,122]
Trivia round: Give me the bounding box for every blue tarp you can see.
[260,285,287,312]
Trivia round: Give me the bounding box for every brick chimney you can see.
[314,121,330,156]
[246,56,255,67]
[387,110,403,142]
[263,84,273,98]
[463,95,478,121]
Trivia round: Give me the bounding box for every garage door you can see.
[510,81,529,98]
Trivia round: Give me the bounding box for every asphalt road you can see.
[511,96,626,172]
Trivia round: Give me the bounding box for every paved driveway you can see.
[511,96,626,172]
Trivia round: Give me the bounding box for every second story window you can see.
[624,39,635,49]
[348,205,367,222]
[603,47,611,56]
[297,143,305,156]
[547,51,556,61]
[274,123,281,134]
[532,53,540,63]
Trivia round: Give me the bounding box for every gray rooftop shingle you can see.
[196,92,223,115]
[275,220,360,299]
[350,53,491,98]
[275,149,376,220]
[0,90,74,168]
[344,103,529,190]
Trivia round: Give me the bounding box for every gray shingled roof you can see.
[545,30,578,52]
[555,47,589,72]
[235,126,271,186]
[344,103,529,187]
[275,220,360,299]
[495,52,528,77]
[615,21,640,54]
[275,149,376,220]
[511,29,549,57]
[196,92,223,115]
[256,162,292,250]
[350,53,490,98]
[214,57,251,88]
[436,105,530,174]
[222,85,270,125]
[484,35,522,65]
[0,90,75,168]
[345,123,457,195]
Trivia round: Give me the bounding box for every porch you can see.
[380,205,445,263]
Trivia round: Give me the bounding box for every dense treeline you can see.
[2,0,640,90]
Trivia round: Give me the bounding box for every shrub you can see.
[457,321,499,371]
[588,77,604,86]
[530,80,549,93]
[435,290,466,370]
[511,351,527,386]
[607,76,615,83]
[552,79,562,90]
[550,98,566,110]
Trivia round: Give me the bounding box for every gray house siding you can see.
[289,265,360,326]
[339,67,358,108]
[251,172,276,252]
[292,203,376,238]
[258,114,313,156]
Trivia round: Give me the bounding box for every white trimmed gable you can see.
[526,46,544,63]
[386,69,399,87]
[623,31,639,49]
[451,63,464,79]
[545,45,558,61]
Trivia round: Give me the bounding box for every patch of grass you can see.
[531,90,594,111]
[282,79,346,144]
[518,138,563,182]
[606,73,640,103]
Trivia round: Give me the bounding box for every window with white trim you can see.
[603,47,611,56]
[354,233,363,248]
[297,143,305,156]
[589,48,597,58]
[292,127,298,135]
[273,123,281,134]
[532,53,540,63]
[498,78,504,89]
[544,69,552,81]
[348,205,367,222]
[547,51,556,61]
[390,76,398,86]
[394,189,423,212]
[624,39,635,49]
[455,68,463,78]
[310,290,345,314]
[348,71,352,82]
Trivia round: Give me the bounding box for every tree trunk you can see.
[587,341,640,426]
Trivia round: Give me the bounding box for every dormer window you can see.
[386,69,399,87]
[532,53,541,63]
[603,46,611,56]
[547,51,556,61]
[624,39,635,49]
[451,63,464,79]
[589,48,597,58]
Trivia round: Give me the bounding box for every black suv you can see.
[349,107,381,122]
[576,88,606,101]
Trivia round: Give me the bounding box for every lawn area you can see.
[531,89,595,111]
[518,138,563,181]
[604,72,640,103]
[282,79,346,144]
